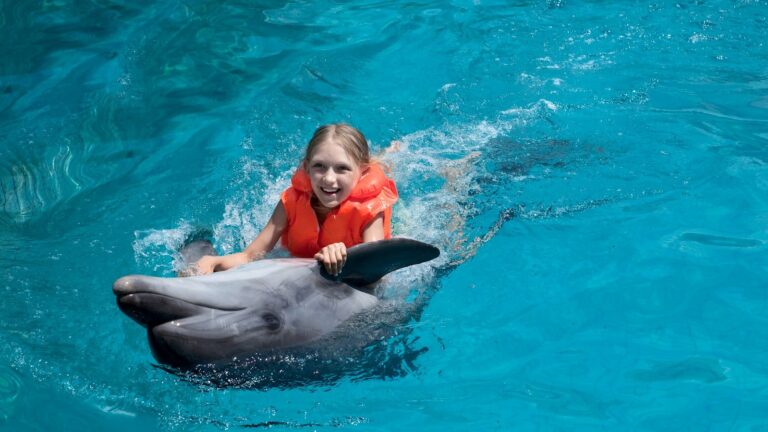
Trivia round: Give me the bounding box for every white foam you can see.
[132,221,195,273]
[377,105,554,275]
[214,159,292,254]
[501,99,558,116]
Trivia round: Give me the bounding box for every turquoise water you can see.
[1,0,768,430]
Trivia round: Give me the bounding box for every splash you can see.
[127,100,563,283]
[382,100,560,268]
[132,221,197,274]
[212,159,292,255]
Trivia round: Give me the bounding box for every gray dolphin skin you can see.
[113,238,439,368]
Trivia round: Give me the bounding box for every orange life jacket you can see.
[280,163,398,258]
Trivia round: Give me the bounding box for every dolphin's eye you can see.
[262,313,281,331]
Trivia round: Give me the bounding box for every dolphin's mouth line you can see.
[117,292,246,312]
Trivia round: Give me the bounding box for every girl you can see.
[193,123,398,276]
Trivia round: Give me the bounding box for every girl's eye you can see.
[336,165,351,172]
[311,163,325,169]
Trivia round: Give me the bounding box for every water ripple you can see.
[0,144,82,223]
[679,232,763,248]
[631,357,728,383]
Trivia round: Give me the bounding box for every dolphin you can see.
[113,238,439,369]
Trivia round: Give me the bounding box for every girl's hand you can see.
[314,242,347,276]
[192,255,219,275]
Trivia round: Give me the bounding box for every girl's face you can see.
[305,140,364,209]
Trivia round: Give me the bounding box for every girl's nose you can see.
[322,169,336,184]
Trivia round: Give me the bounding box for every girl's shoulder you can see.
[350,163,396,200]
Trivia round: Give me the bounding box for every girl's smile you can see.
[306,140,364,209]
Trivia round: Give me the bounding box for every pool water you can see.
[2,0,768,430]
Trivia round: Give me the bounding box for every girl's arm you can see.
[362,213,385,242]
[194,202,287,274]
[314,213,385,276]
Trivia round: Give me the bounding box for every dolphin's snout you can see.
[113,275,134,295]
[113,275,147,296]
[116,291,212,328]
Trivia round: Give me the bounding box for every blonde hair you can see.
[303,123,370,166]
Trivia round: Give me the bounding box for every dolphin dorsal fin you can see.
[319,238,440,287]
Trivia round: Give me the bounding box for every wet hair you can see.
[303,123,370,166]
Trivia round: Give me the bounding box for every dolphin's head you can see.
[114,269,256,366]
